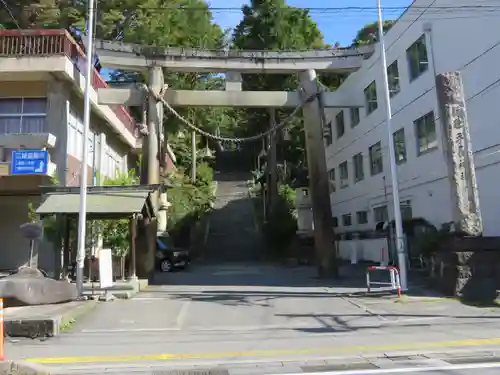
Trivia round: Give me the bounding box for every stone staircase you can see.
[203,172,263,262]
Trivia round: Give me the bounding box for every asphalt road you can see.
[6,264,500,374]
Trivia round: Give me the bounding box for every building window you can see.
[387,61,400,97]
[414,111,437,155]
[373,205,389,223]
[407,35,428,81]
[328,168,336,192]
[393,128,407,164]
[400,200,413,220]
[369,141,383,175]
[336,111,345,138]
[342,213,352,226]
[364,81,378,115]
[350,107,360,127]
[332,217,339,228]
[353,153,364,183]
[0,98,47,134]
[324,121,333,146]
[356,210,368,224]
[339,161,349,188]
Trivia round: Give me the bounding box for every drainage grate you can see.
[445,356,500,365]
[153,369,230,375]
[301,362,378,372]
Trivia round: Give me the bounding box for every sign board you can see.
[98,248,113,288]
[19,222,43,240]
[11,150,48,175]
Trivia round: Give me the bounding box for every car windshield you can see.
[157,235,175,249]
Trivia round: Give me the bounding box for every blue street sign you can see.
[11,150,49,175]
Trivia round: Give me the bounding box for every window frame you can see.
[336,111,345,138]
[352,152,364,183]
[414,111,438,155]
[350,107,360,127]
[393,128,407,164]
[332,217,339,228]
[328,168,336,192]
[373,205,389,223]
[0,97,47,134]
[342,213,352,227]
[400,200,413,220]
[364,81,378,115]
[387,60,400,97]
[339,161,349,188]
[356,210,368,224]
[369,141,383,175]
[406,35,429,81]
[324,121,333,146]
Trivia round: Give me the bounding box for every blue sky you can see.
[209,0,412,46]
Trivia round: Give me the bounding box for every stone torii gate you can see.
[95,40,373,278]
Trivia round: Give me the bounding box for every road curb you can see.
[5,300,98,338]
[0,361,53,375]
[59,300,98,333]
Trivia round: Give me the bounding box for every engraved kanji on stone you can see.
[451,105,465,129]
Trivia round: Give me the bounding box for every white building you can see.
[324,0,500,236]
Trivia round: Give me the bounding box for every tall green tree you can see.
[0,0,83,30]
[352,20,395,46]
[101,0,239,157]
[231,0,327,166]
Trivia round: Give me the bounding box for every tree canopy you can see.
[352,20,395,46]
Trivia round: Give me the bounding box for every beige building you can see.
[0,29,144,273]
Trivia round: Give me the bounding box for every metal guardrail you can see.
[366,265,401,297]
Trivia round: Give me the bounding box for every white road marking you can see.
[175,300,191,329]
[80,323,337,333]
[381,317,446,324]
[277,361,500,375]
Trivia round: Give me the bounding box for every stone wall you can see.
[429,236,500,301]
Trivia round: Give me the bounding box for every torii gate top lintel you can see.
[94,39,374,73]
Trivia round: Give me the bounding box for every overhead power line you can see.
[2,4,500,11]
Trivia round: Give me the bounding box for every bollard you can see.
[0,298,4,360]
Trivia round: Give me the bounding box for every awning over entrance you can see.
[36,190,155,219]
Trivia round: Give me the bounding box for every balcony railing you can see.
[0,29,136,137]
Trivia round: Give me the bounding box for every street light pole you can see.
[76,0,96,296]
[376,0,408,290]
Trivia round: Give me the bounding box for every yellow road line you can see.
[25,337,500,364]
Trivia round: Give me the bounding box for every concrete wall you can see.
[324,0,500,235]
[0,194,53,272]
[337,238,388,264]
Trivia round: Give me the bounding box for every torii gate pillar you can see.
[136,66,165,279]
[299,69,338,277]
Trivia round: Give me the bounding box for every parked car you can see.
[156,235,190,272]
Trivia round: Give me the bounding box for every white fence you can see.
[337,237,389,264]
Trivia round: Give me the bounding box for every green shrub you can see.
[263,184,297,257]
[167,164,215,247]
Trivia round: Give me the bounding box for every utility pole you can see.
[299,70,337,278]
[75,0,95,296]
[191,131,197,182]
[376,0,407,290]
